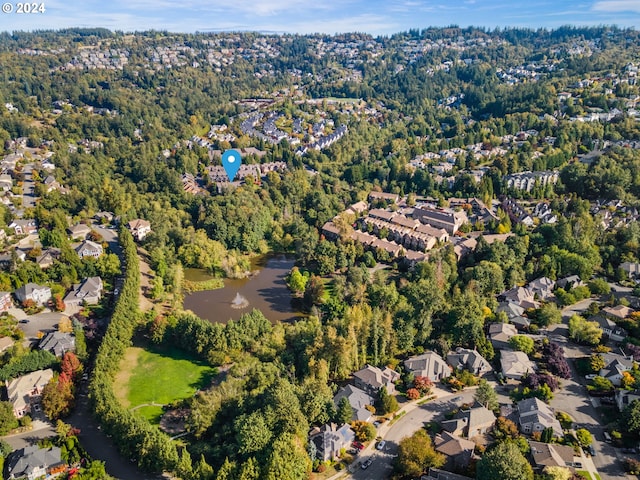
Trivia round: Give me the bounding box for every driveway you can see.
[11,308,70,345]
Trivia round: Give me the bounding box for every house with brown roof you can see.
[6,368,54,417]
[528,440,575,471]
[413,206,468,234]
[434,431,475,471]
[603,305,633,320]
[488,322,518,350]
[404,352,452,381]
[369,191,400,204]
[35,248,61,269]
[352,364,400,395]
[67,223,92,240]
[441,405,496,438]
[127,218,152,241]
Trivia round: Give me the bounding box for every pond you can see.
[183,254,303,324]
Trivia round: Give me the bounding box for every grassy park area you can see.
[115,344,216,424]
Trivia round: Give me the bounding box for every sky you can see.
[0,0,639,35]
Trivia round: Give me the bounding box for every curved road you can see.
[350,390,477,480]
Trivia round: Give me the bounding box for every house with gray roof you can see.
[352,364,400,395]
[35,248,60,269]
[511,397,563,438]
[39,331,75,357]
[556,275,584,290]
[64,276,103,308]
[6,445,66,480]
[591,314,628,343]
[333,385,375,422]
[75,240,103,259]
[441,405,496,438]
[500,350,536,380]
[527,276,555,300]
[600,352,635,386]
[309,423,355,461]
[14,283,51,306]
[498,286,540,310]
[404,352,452,381]
[446,348,492,377]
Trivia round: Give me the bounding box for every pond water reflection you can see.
[183,254,303,324]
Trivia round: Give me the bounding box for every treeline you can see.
[89,229,180,473]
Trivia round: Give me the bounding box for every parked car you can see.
[574,462,583,468]
[603,432,612,442]
[376,441,386,451]
[352,441,364,451]
[585,374,597,380]
[19,319,29,323]
[587,445,596,456]
[361,459,373,470]
[623,447,637,454]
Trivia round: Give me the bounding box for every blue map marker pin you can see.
[222,149,242,181]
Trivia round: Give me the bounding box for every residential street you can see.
[348,390,477,480]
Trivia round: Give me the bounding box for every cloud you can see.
[592,0,640,13]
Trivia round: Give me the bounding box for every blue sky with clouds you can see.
[1,0,639,34]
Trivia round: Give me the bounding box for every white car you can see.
[585,374,597,380]
[376,440,386,451]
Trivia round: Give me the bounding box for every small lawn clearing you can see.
[116,344,216,424]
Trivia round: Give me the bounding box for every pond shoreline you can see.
[183,253,303,324]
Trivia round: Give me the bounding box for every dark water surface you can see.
[183,254,303,323]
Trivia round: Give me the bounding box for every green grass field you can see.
[116,344,216,424]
